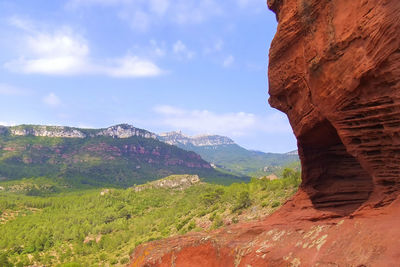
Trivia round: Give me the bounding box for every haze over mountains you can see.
[158,131,299,177]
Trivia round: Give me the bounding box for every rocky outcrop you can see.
[268,0,400,216]
[10,126,86,138]
[158,131,235,147]
[129,0,400,265]
[4,124,157,139]
[134,175,201,192]
[97,124,156,139]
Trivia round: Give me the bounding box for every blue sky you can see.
[0,0,297,153]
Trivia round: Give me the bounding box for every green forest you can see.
[0,169,300,266]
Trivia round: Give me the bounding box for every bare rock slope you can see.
[129,0,400,266]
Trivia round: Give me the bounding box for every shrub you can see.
[231,217,239,224]
[232,191,251,213]
[0,253,12,267]
[120,257,129,264]
[187,220,196,231]
[60,263,82,267]
[201,188,225,205]
[212,215,223,229]
[271,201,280,208]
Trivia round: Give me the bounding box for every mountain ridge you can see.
[157,131,299,177]
[1,124,156,139]
[0,124,247,187]
[158,131,235,147]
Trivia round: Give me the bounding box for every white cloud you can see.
[154,105,292,137]
[149,0,170,15]
[104,56,163,77]
[237,0,262,9]
[173,40,195,59]
[7,16,35,32]
[204,39,224,55]
[171,0,222,25]
[4,18,163,77]
[223,55,234,67]
[154,105,185,116]
[150,40,166,57]
[67,0,222,31]
[66,0,129,8]
[119,9,151,32]
[43,93,61,107]
[0,83,30,96]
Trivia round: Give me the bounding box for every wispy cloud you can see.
[0,83,30,96]
[173,40,195,60]
[236,0,264,11]
[223,55,234,67]
[4,17,163,77]
[67,0,222,31]
[43,93,61,107]
[153,105,292,137]
[204,39,224,55]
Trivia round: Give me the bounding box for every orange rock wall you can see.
[268,0,400,216]
[129,0,400,266]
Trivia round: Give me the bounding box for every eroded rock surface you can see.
[268,0,400,217]
[129,0,400,265]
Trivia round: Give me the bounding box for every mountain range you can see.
[0,124,298,188]
[0,124,247,187]
[158,131,299,177]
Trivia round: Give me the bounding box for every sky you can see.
[0,0,297,153]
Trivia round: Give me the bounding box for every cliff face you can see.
[268,0,400,216]
[158,131,235,147]
[5,124,157,139]
[129,0,400,266]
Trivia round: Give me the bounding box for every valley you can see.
[0,172,300,266]
[158,131,299,177]
[0,124,248,188]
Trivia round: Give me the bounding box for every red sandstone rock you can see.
[129,0,400,266]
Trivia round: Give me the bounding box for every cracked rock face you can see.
[268,0,400,215]
[129,0,400,266]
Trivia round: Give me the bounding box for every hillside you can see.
[0,171,300,266]
[0,124,246,187]
[158,131,299,177]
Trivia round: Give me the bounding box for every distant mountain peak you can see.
[158,131,187,138]
[158,131,235,147]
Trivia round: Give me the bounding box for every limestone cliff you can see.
[129,0,400,266]
[158,131,235,147]
[3,124,157,139]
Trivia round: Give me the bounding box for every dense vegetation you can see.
[172,142,299,177]
[0,134,247,188]
[0,169,300,266]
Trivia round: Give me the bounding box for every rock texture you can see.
[268,0,400,216]
[129,0,400,266]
